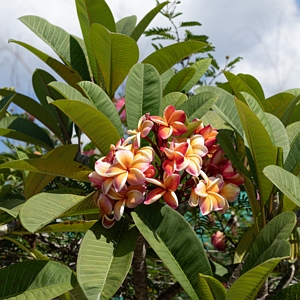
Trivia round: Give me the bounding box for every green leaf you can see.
[197,274,226,300]
[263,92,295,118]
[263,165,300,207]
[52,100,121,154]
[76,0,116,83]
[0,94,14,120]
[266,113,290,162]
[20,190,93,232]
[237,73,265,100]
[0,157,92,182]
[77,217,138,300]
[0,260,76,299]
[142,41,207,74]
[227,258,285,300]
[281,94,300,126]
[19,15,90,80]
[235,100,277,205]
[126,63,162,130]
[78,81,123,137]
[284,122,300,175]
[180,21,202,27]
[271,282,300,299]
[163,67,196,96]
[130,1,169,42]
[195,86,243,137]
[242,211,295,274]
[241,92,274,143]
[116,15,137,36]
[91,24,139,98]
[9,39,82,88]
[160,92,188,115]
[24,144,78,199]
[35,220,96,233]
[132,202,212,300]
[0,198,25,218]
[178,91,218,122]
[0,116,54,150]
[161,68,175,90]
[182,58,212,93]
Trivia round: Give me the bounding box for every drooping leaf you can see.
[235,100,277,205]
[116,15,137,36]
[52,100,121,154]
[132,202,212,299]
[130,1,169,42]
[197,274,226,300]
[24,144,78,200]
[20,190,93,233]
[0,260,76,299]
[263,165,300,207]
[9,39,82,88]
[0,116,54,150]
[160,92,188,115]
[242,211,295,274]
[142,41,207,74]
[178,91,218,122]
[0,94,14,120]
[78,81,123,137]
[195,86,244,137]
[281,94,300,126]
[227,258,286,300]
[19,15,90,80]
[182,58,212,93]
[91,24,139,98]
[0,157,91,182]
[126,63,162,130]
[77,217,138,300]
[163,67,196,96]
[237,73,265,100]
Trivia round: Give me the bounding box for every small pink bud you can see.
[211,231,226,251]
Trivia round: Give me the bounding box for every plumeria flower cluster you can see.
[89,105,244,228]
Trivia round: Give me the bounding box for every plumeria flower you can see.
[88,157,111,188]
[151,105,187,139]
[94,192,115,229]
[125,114,153,148]
[106,149,152,192]
[145,172,180,208]
[194,122,218,149]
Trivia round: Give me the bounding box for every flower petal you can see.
[126,190,144,208]
[114,150,133,169]
[113,172,128,192]
[159,125,173,139]
[188,188,199,207]
[114,200,125,221]
[199,196,213,215]
[102,214,115,229]
[164,174,180,191]
[144,188,165,205]
[127,168,146,185]
[221,183,240,202]
[163,190,178,209]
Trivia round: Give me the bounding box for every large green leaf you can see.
[24,144,78,199]
[271,282,300,299]
[77,217,138,300]
[78,81,123,137]
[281,94,300,126]
[0,260,76,299]
[130,1,169,42]
[163,67,196,96]
[182,58,212,93]
[237,73,265,100]
[20,190,93,232]
[126,63,162,130]
[0,198,25,218]
[142,41,207,74]
[9,40,82,88]
[161,68,175,90]
[197,274,226,300]
[226,258,285,300]
[52,100,121,154]
[263,165,300,207]
[132,202,212,300]
[0,157,91,182]
[242,211,295,274]
[116,15,137,36]
[195,86,244,137]
[235,100,277,205]
[0,116,54,150]
[160,92,188,115]
[76,0,116,84]
[91,24,139,98]
[241,92,274,143]
[19,15,90,80]
[178,91,218,122]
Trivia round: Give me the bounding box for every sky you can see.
[1,0,300,149]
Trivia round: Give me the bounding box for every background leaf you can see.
[197,274,226,300]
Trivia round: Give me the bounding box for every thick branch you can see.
[132,233,149,300]
[0,220,19,237]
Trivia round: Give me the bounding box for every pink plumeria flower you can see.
[145,172,180,209]
[106,150,151,192]
[151,105,187,139]
[194,122,218,149]
[114,97,126,122]
[88,157,111,188]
